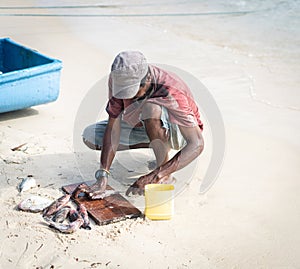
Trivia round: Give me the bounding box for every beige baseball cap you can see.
[110,51,148,99]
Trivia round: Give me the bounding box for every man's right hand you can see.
[73,177,108,200]
[86,176,108,199]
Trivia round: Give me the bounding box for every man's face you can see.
[132,73,151,100]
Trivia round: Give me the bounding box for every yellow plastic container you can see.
[144,184,174,220]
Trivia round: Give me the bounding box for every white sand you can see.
[0,1,300,268]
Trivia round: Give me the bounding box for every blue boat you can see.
[0,38,62,113]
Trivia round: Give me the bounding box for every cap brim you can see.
[112,81,140,99]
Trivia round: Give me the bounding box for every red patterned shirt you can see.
[106,65,203,130]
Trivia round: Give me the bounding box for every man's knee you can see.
[83,138,100,150]
[82,123,105,150]
[141,102,162,120]
[142,104,169,143]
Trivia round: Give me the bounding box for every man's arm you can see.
[100,115,121,171]
[126,125,204,195]
[85,116,121,199]
[156,124,204,177]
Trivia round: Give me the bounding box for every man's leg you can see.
[83,138,149,151]
[141,103,171,167]
[82,120,150,151]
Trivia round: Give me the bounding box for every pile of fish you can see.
[18,193,91,234]
[17,178,119,234]
[42,194,91,233]
[17,176,94,233]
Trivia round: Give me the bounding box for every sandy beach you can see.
[0,0,300,268]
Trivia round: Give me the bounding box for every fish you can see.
[72,184,118,200]
[69,208,80,222]
[72,183,88,199]
[52,206,71,223]
[48,217,84,234]
[18,176,36,193]
[18,195,53,213]
[78,204,91,230]
[42,194,71,219]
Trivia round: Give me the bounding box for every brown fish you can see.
[48,217,84,234]
[69,208,80,222]
[42,194,71,218]
[72,183,88,199]
[78,204,91,230]
[72,183,118,200]
[52,206,71,223]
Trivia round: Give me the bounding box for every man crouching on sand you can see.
[82,51,204,198]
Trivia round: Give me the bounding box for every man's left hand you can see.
[125,173,155,196]
[125,170,171,196]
